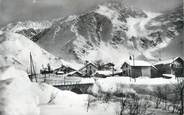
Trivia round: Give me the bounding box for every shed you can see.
[121,60,158,78]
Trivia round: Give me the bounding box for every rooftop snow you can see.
[96,70,112,75]
[124,60,152,66]
[154,57,183,65]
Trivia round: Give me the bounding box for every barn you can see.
[78,62,98,77]
[154,57,184,77]
[121,60,158,78]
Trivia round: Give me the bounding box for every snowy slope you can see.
[0,31,74,72]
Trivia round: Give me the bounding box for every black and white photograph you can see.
[0,0,183,115]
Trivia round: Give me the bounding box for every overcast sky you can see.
[0,0,182,26]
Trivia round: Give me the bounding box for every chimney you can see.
[85,60,89,65]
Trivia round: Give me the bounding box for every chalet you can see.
[79,62,98,77]
[121,60,159,78]
[53,65,75,75]
[154,57,184,77]
[100,63,115,70]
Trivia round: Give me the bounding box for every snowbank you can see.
[0,66,39,115]
[91,76,178,96]
[0,66,106,115]
[91,77,136,96]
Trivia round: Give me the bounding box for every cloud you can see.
[0,0,181,26]
[0,0,108,26]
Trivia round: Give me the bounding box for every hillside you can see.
[0,31,81,72]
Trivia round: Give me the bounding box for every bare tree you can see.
[153,86,163,109]
[48,92,59,104]
[120,97,127,115]
[173,78,184,115]
[119,95,153,115]
[86,95,96,112]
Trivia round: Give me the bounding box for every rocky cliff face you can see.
[1,1,183,65]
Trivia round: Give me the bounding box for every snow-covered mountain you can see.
[0,31,82,72]
[1,1,183,65]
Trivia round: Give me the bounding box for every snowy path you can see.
[40,102,119,115]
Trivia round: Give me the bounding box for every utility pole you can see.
[180,41,183,56]
[29,52,37,82]
[132,55,136,81]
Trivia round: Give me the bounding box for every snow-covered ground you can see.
[0,66,122,115]
[0,66,40,115]
[0,66,180,115]
[90,76,179,96]
[40,101,120,115]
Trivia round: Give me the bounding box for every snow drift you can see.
[0,66,94,115]
[0,66,39,115]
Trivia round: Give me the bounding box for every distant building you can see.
[100,63,115,70]
[94,70,112,78]
[154,57,184,77]
[53,65,75,75]
[79,62,98,77]
[121,60,159,78]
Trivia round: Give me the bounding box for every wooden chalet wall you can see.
[155,57,184,77]
[79,63,97,77]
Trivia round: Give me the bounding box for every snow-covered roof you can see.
[154,57,183,65]
[61,61,83,70]
[66,71,83,76]
[95,70,112,76]
[54,65,75,72]
[124,60,152,67]
[162,74,175,78]
[79,63,97,71]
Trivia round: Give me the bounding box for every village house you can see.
[100,63,115,70]
[96,62,116,77]
[53,65,76,75]
[154,57,184,77]
[121,60,159,78]
[78,62,98,77]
